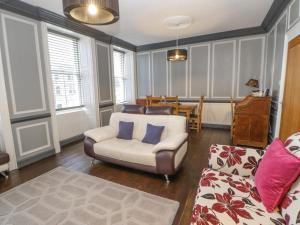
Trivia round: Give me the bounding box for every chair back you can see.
[146,96,163,106]
[197,96,204,118]
[164,96,179,115]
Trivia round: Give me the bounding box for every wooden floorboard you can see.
[0,128,231,225]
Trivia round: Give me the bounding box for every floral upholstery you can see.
[284,132,300,158]
[209,145,266,178]
[281,177,300,225]
[281,132,300,225]
[191,168,285,225]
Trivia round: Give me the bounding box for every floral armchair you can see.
[191,133,300,225]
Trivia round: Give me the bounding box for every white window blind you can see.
[48,30,83,110]
[113,50,126,104]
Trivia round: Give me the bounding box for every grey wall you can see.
[95,42,114,127]
[137,52,151,97]
[136,35,265,100]
[99,106,113,126]
[264,0,300,140]
[152,50,168,96]
[289,0,300,28]
[0,11,55,167]
[96,42,113,105]
[265,13,288,140]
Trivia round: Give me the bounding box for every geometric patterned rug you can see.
[0,167,179,225]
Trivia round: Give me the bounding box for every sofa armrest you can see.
[208,144,266,178]
[153,133,188,153]
[84,126,116,143]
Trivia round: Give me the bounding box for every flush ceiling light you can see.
[63,0,119,25]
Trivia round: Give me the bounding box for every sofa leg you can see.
[164,175,170,183]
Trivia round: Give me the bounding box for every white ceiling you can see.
[21,0,274,46]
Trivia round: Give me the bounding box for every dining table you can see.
[178,104,197,120]
[136,98,197,120]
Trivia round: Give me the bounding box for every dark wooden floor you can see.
[0,128,231,225]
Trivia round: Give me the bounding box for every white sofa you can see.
[84,113,188,181]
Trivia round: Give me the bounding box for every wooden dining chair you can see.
[146,96,163,106]
[164,96,179,115]
[189,96,204,133]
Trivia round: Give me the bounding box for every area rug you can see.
[0,167,179,225]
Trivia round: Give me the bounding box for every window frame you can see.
[47,29,84,111]
[113,49,127,104]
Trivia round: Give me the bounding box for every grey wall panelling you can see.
[136,35,266,100]
[264,29,276,90]
[96,42,113,104]
[272,14,287,101]
[137,52,151,97]
[237,36,265,98]
[100,106,114,127]
[269,13,287,141]
[151,50,168,96]
[189,44,210,98]
[0,12,50,119]
[11,117,54,167]
[288,0,300,29]
[169,48,188,98]
[211,40,236,98]
[0,11,55,168]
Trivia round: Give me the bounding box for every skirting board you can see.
[17,148,55,168]
[60,134,85,147]
[202,123,231,130]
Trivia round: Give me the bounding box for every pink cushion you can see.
[254,139,300,212]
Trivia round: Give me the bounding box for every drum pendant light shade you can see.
[63,0,119,25]
[167,49,187,61]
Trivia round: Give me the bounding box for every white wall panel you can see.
[189,44,210,98]
[237,36,265,98]
[152,50,168,96]
[136,52,151,97]
[169,57,188,98]
[212,40,236,98]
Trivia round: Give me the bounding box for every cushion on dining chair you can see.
[145,106,173,115]
[121,104,145,114]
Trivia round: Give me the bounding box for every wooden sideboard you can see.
[232,95,271,148]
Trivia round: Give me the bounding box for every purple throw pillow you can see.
[117,121,134,140]
[142,123,165,145]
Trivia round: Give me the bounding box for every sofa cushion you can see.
[191,168,285,225]
[284,132,300,158]
[121,104,145,114]
[145,106,173,115]
[281,176,300,225]
[93,138,156,166]
[208,144,265,178]
[109,113,186,141]
[255,139,300,212]
[119,140,156,167]
[142,123,165,145]
[117,121,134,140]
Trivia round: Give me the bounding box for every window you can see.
[113,50,126,104]
[48,30,83,110]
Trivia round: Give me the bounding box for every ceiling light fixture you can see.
[63,0,119,25]
[166,16,190,62]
